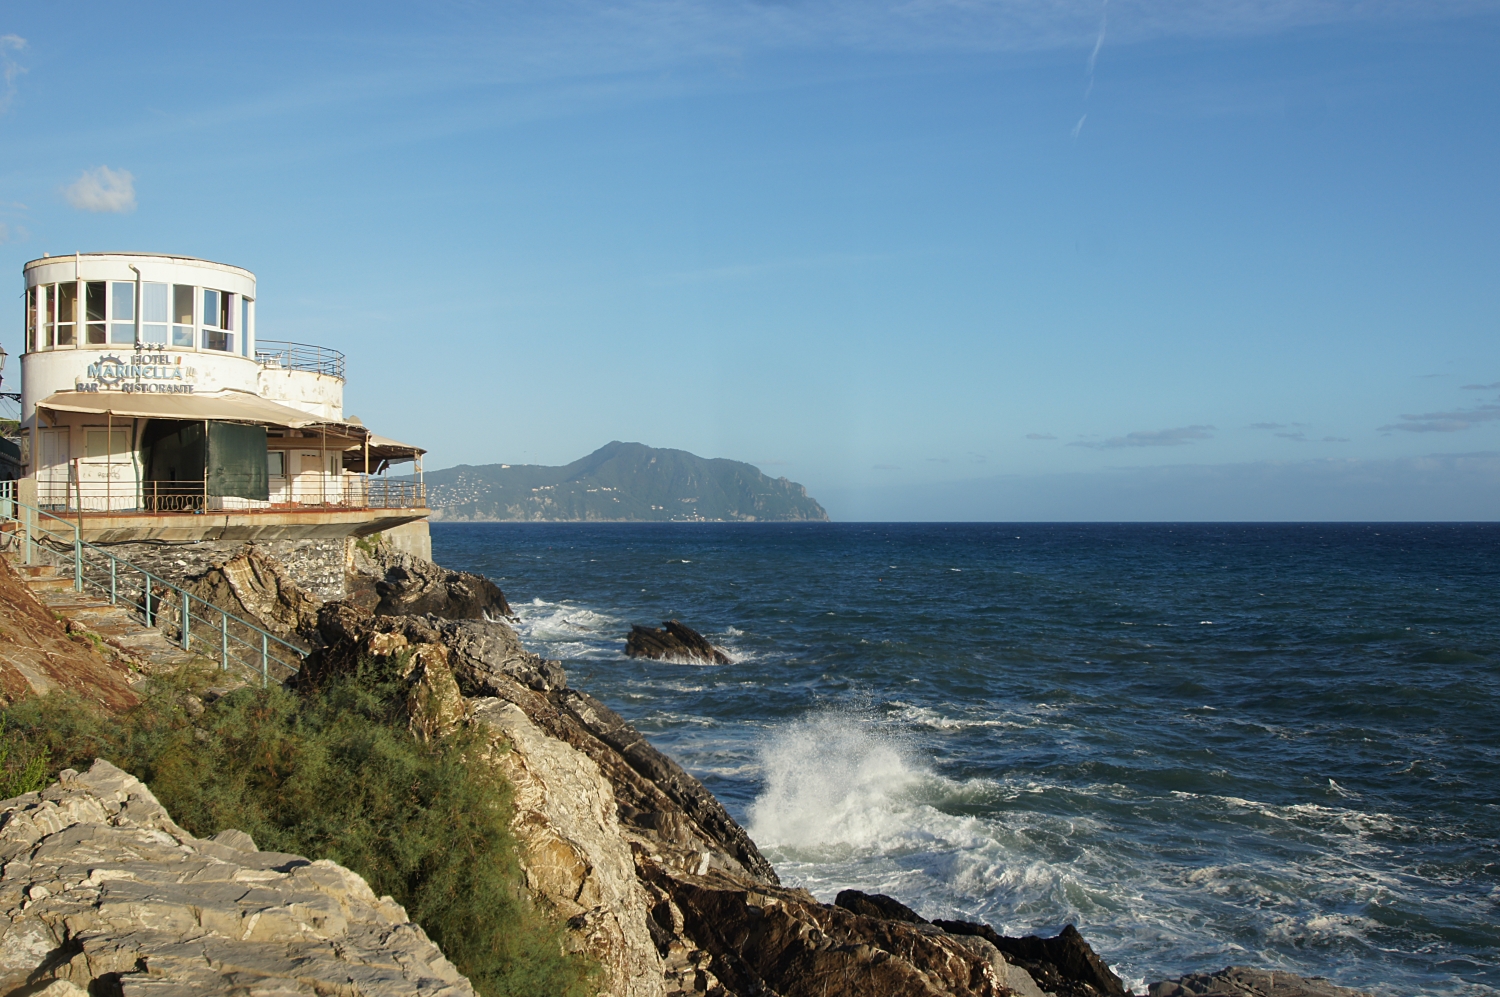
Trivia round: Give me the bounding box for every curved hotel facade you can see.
[16,253,428,546]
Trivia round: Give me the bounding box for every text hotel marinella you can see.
[75,353,196,394]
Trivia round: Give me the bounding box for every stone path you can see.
[6,559,223,679]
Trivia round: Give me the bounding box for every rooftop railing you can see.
[255,340,346,380]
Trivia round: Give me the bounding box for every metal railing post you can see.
[73,533,82,593]
[144,575,152,625]
[261,632,269,688]
[110,558,117,604]
[180,590,191,650]
[23,505,31,565]
[220,610,228,671]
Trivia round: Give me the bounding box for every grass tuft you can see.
[0,666,597,997]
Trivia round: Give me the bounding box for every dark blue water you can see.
[431,523,1500,996]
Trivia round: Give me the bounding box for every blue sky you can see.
[3,1,1499,519]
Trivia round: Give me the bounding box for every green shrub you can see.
[0,667,597,997]
[0,717,50,799]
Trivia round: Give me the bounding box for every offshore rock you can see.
[0,760,473,996]
[933,920,1128,997]
[626,621,731,665]
[1148,967,1375,997]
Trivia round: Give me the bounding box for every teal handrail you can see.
[0,493,304,686]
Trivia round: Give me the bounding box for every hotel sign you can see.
[76,354,197,394]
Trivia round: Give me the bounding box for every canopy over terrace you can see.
[32,388,343,431]
[28,388,409,515]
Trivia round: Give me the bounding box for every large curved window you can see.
[172,285,195,347]
[202,288,233,352]
[84,282,106,345]
[26,275,248,352]
[142,282,169,344]
[53,282,77,346]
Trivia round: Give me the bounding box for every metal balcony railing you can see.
[255,340,346,379]
[33,474,426,514]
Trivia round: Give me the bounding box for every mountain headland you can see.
[425,442,829,523]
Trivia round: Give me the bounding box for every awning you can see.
[36,390,331,429]
[343,432,425,472]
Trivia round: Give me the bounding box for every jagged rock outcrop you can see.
[0,556,138,710]
[625,621,730,665]
[180,546,322,642]
[932,920,1128,997]
[1147,967,1374,997]
[436,618,568,693]
[0,760,474,996]
[474,699,664,997]
[348,538,511,620]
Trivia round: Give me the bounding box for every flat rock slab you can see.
[0,760,474,996]
[1149,966,1375,997]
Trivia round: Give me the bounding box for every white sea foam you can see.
[748,711,934,857]
[739,708,1466,994]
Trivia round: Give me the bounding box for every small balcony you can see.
[255,340,346,380]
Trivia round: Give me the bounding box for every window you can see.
[110,281,136,344]
[25,286,37,353]
[141,282,168,344]
[54,282,77,346]
[85,281,107,345]
[241,297,252,355]
[84,428,130,459]
[267,451,285,477]
[202,288,233,352]
[172,284,195,347]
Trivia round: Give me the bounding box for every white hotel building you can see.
[17,252,429,549]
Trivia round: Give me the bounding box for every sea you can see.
[431,522,1500,997]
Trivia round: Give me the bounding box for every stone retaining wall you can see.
[100,538,350,601]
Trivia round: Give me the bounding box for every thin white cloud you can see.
[1070,425,1215,449]
[0,34,25,114]
[1280,433,1351,443]
[64,167,137,213]
[1074,422,1212,449]
[1460,381,1500,390]
[1379,405,1500,434]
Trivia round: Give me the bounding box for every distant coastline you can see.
[423,441,830,523]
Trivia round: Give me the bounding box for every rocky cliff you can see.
[0,759,473,995]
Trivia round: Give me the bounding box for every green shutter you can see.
[207,422,269,500]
